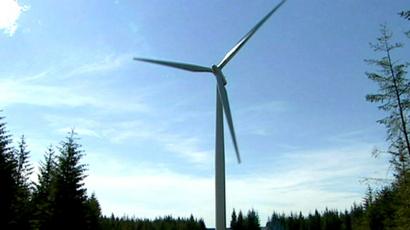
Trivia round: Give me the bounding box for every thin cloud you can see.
[103,122,212,165]
[84,142,388,227]
[0,75,149,112]
[41,114,212,165]
[65,53,132,78]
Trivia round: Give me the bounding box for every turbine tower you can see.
[133,1,287,229]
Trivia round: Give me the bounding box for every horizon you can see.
[1,0,409,227]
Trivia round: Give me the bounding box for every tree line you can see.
[100,215,206,230]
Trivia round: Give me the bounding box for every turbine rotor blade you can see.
[133,57,212,73]
[212,67,241,163]
[217,0,287,69]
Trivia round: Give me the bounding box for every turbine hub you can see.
[211,65,227,85]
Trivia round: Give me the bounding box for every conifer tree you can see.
[32,146,56,230]
[365,25,410,159]
[230,209,237,230]
[0,115,17,229]
[85,193,102,230]
[237,211,245,230]
[246,209,260,230]
[15,135,33,188]
[13,135,33,229]
[311,209,322,230]
[395,171,410,229]
[198,218,206,230]
[51,130,89,230]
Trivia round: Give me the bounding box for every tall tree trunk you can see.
[386,46,410,158]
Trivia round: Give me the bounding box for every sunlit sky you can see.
[1,0,410,227]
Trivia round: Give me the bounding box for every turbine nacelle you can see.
[212,65,227,86]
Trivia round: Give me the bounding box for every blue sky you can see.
[1,0,409,227]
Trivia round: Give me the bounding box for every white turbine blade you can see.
[217,0,287,69]
[213,69,241,163]
[133,57,212,73]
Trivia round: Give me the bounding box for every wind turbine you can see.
[133,1,287,229]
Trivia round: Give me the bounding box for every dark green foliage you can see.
[86,193,102,230]
[230,209,260,230]
[231,209,238,230]
[51,131,89,229]
[237,211,245,229]
[32,146,56,230]
[394,171,410,229]
[246,209,261,230]
[100,215,206,230]
[0,115,17,229]
[13,135,33,229]
[266,209,349,230]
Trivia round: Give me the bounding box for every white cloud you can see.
[0,79,100,107]
[164,137,211,164]
[83,142,389,227]
[0,74,149,112]
[40,113,212,165]
[105,122,212,165]
[0,0,28,36]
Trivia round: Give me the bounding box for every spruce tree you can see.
[395,171,410,229]
[32,146,57,230]
[85,193,102,230]
[230,209,237,230]
[198,218,206,230]
[237,211,244,230]
[311,209,322,230]
[51,131,89,230]
[0,115,17,229]
[13,135,33,229]
[246,209,260,230]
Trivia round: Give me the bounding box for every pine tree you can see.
[198,218,206,230]
[311,209,322,230]
[32,146,57,230]
[85,193,102,230]
[365,24,410,159]
[395,171,410,229]
[237,211,245,230]
[363,186,374,210]
[13,135,33,229]
[15,135,33,188]
[230,209,237,230]
[51,131,89,230]
[0,115,17,229]
[246,209,260,230]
